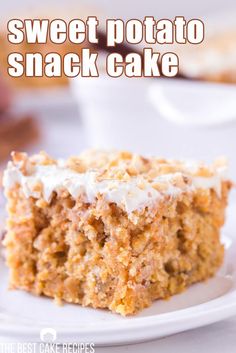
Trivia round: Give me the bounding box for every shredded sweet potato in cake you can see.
[2,150,232,315]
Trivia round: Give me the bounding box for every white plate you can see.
[0,206,236,346]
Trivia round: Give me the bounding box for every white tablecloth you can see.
[1,316,236,352]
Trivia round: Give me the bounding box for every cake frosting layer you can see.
[3,151,227,214]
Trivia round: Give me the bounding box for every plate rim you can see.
[1,282,236,341]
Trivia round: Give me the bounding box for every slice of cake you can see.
[2,150,231,315]
[178,30,236,84]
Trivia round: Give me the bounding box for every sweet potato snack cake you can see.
[2,150,231,315]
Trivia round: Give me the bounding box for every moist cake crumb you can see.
[2,150,232,315]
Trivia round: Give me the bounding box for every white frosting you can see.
[181,50,236,77]
[179,30,236,78]
[3,162,227,214]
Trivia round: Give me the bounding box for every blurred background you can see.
[0,0,236,183]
